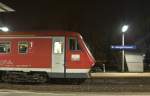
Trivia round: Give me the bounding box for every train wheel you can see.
[1,73,11,82]
[32,73,48,83]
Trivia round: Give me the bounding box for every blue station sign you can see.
[111,45,136,50]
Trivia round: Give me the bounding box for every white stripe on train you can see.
[0,68,90,73]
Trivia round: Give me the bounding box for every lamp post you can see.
[121,25,128,72]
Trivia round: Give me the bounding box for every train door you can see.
[52,37,65,73]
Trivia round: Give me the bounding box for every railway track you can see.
[0,78,150,92]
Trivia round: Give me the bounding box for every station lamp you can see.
[121,25,129,72]
[0,2,15,32]
[0,26,9,32]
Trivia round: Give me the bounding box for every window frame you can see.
[0,41,11,54]
[18,41,29,54]
[69,37,82,51]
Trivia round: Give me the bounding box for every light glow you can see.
[122,25,129,33]
[0,27,9,32]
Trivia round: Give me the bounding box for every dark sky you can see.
[1,0,150,60]
[0,0,147,32]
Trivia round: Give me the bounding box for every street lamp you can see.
[121,25,129,72]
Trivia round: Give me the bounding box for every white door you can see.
[52,37,65,73]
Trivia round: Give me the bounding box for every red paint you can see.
[0,38,51,68]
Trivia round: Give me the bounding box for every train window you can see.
[18,42,29,53]
[54,41,64,54]
[0,42,10,53]
[69,38,80,51]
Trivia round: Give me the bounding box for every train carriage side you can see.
[0,36,52,82]
[0,32,95,82]
[0,36,52,70]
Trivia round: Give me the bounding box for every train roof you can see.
[0,31,81,37]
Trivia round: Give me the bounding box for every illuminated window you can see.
[18,42,29,53]
[69,38,80,51]
[0,42,10,53]
[54,41,64,54]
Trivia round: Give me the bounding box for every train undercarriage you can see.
[0,71,48,83]
[0,71,86,84]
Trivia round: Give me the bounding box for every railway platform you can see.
[91,72,150,78]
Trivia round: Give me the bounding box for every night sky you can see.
[1,0,150,62]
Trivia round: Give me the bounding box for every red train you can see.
[0,31,95,83]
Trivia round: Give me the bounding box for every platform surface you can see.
[0,90,149,96]
[91,72,150,78]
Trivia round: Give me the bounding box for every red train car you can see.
[0,31,95,82]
